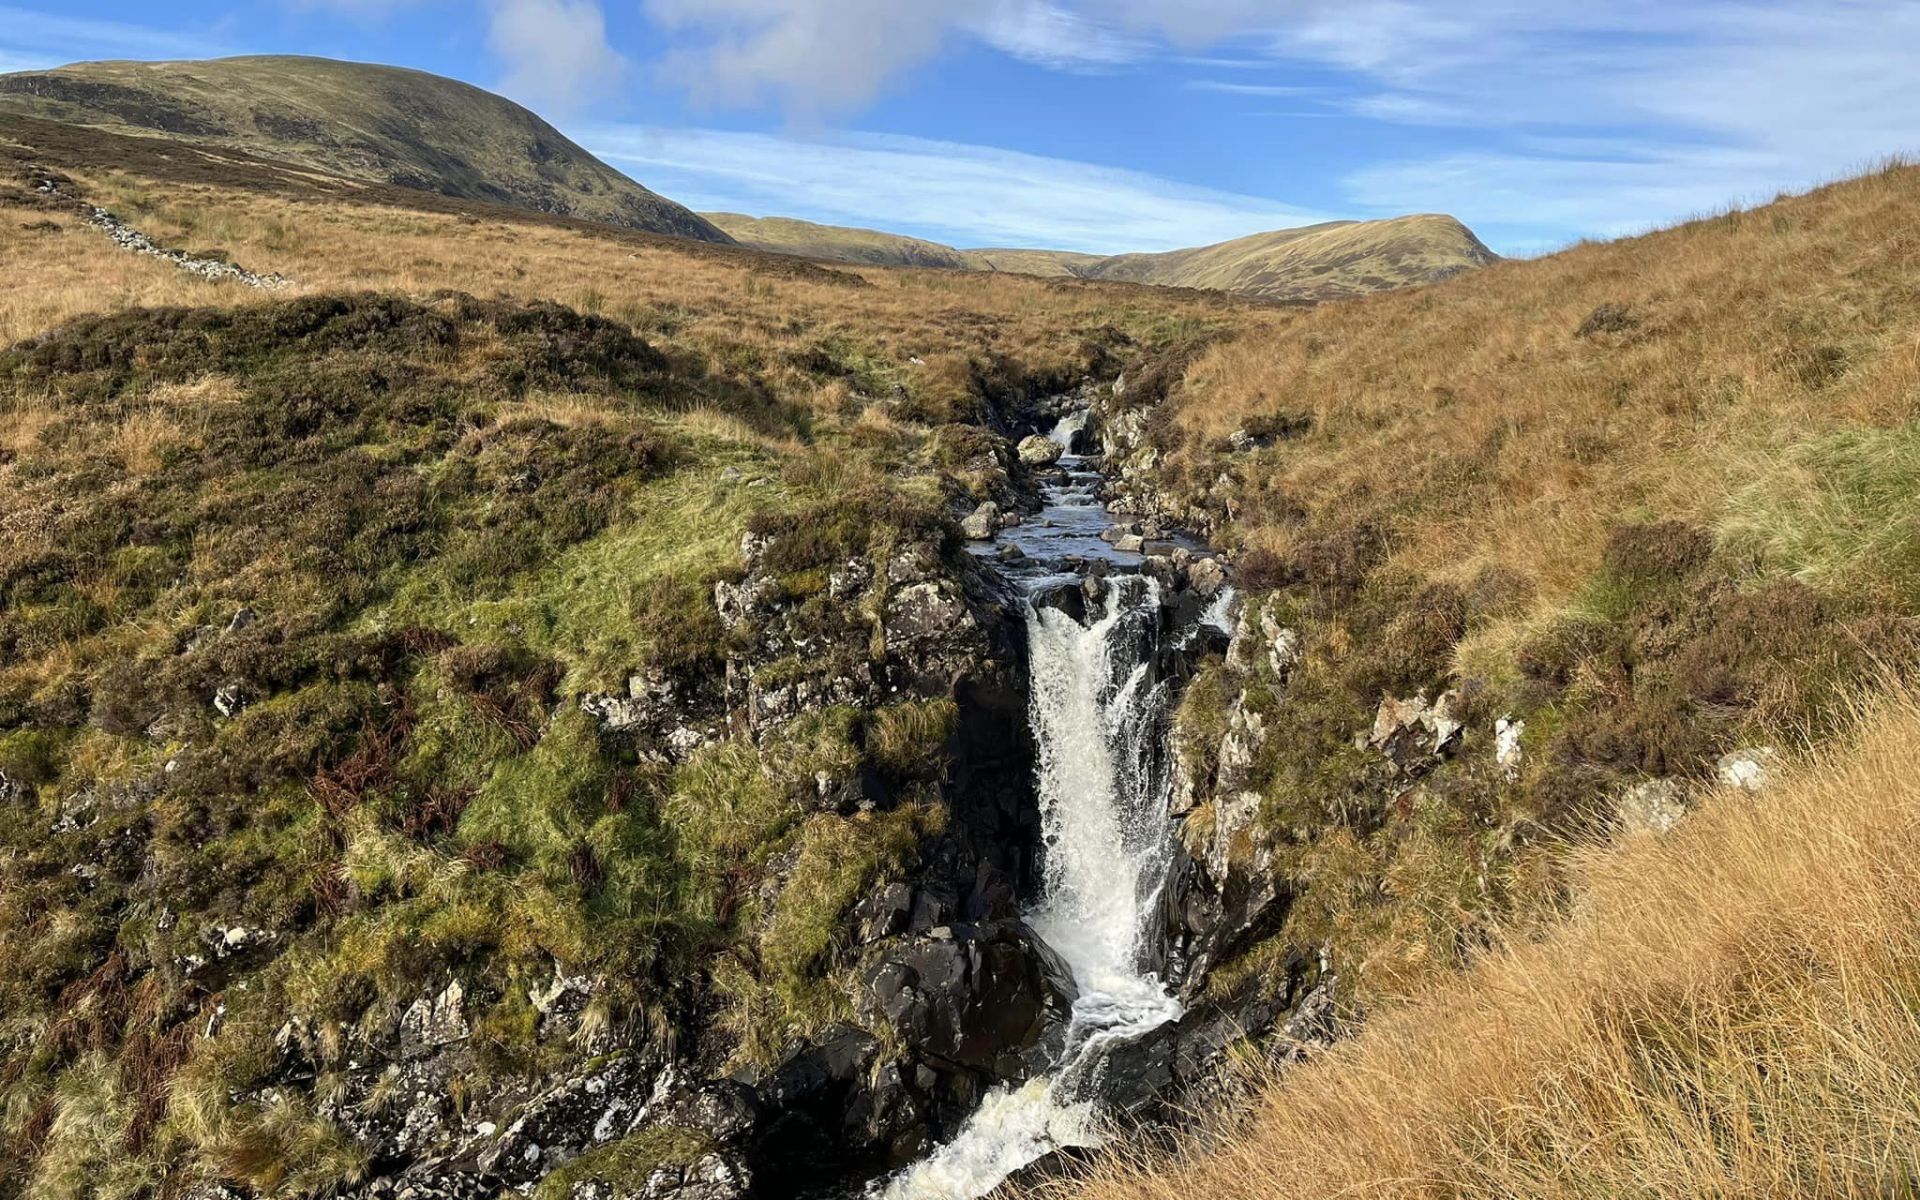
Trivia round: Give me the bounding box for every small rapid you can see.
[879,416,1198,1200]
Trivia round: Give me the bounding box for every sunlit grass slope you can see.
[1058,685,1920,1199]
[1056,156,1920,1200]
[704,211,1496,302]
[0,56,730,242]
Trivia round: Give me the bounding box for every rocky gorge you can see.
[158,374,1330,1200]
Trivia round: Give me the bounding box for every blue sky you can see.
[3,2,1918,256]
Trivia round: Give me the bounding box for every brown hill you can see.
[0,56,732,242]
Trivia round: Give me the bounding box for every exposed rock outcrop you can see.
[1017,435,1063,467]
[862,921,1078,1080]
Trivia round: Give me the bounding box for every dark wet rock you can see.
[1140,554,1182,590]
[747,1028,884,1179]
[939,676,1043,909]
[1030,579,1088,625]
[861,920,1078,1081]
[855,882,916,943]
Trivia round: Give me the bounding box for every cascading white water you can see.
[881,578,1183,1200]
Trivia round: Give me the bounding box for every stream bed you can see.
[873,415,1232,1199]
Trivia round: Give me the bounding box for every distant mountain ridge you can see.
[704,211,1499,302]
[0,54,1495,301]
[0,56,732,243]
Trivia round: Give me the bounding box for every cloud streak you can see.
[579,124,1331,253]
[487,0,625,115]
[625,0,1920,251]
[0,6,235,70]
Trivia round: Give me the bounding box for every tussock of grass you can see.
[1720,421,1920,606]
[863,697,959,780]
[1054,687,1920,1200]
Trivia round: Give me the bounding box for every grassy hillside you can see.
[704,212,972,269]
[11,83,1920,1200]
[1065,686,1920,1199]
[0,119,1247,1198]
[1054,159,1920,1196]
[1123,159,1920,1004]
[700,211,1495,301]
[958,247,1105,277]
[0,57,731,243]
[1085,213,1499,302]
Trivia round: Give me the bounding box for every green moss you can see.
[0,726,65,787]
[532,1125,715,1200]
[377,454,779,692]
[725,803,941,1066]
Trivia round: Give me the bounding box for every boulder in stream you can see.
[1017,435,1064,467]
[861,920,1079,1081]
[961,501,1001,541]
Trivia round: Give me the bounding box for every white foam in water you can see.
[880,580,1183,1200]
[1048,411,1089,449]
[1200,586,1239,637]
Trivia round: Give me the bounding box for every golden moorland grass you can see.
[1047,159,1920,1200]
[704,212,976,270]
[708,209,1496,303]
[1052,684,1920,1200]
[1152,158,1920,655]
[1089,213,1498,302]
[0,160,1254,422]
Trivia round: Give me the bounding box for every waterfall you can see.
[881,577,1184,1200]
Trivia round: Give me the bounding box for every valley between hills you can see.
[3,50,1920,1200]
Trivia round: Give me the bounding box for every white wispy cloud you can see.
[627,0,1920,250]
[0,6,236,70]
[1185,80,1321,96]
[1290,1,1920,246]
[1344,142,1791,255]
[966,0,1148,70]
[640,0,972,114]
[578,124,1331,253]
[487,0,625,115]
